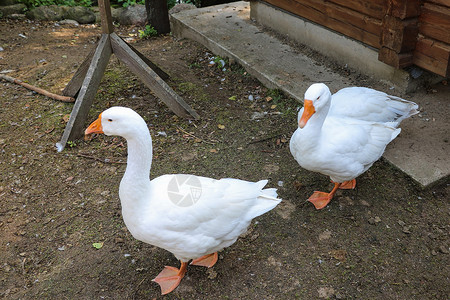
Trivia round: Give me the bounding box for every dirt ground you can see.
[0,18,449,299]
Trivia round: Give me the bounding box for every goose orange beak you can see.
[299,100,315,128]
[85,113,104,136]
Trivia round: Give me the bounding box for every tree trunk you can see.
[145,0,170,34]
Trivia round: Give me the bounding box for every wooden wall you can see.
[260,0,450,77]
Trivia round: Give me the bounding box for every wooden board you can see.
[419,3,450,44]
[381,16,418,52]
[110,33,200,120]
[426,0,450,8]
[328,0,385,19]
[378,47,413,68]
[387,0,421,19]
[414,35,450,77]
[57,34,113,149]
[262,0,381,48]
[62,39,98,97]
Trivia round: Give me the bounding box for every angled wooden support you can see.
[110,33,199,120]
[56,34,112,152]
[56,0,199,152]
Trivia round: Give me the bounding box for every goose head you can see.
[298,83,331,128]
[85,106,148,140]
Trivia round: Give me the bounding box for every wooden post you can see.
[110,33,199,120]
[57,0,199,152]
[98,0,114,34]
[56,34,112,151]
[378,0,420,68]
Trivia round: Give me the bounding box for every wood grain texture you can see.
[110,33,199,120]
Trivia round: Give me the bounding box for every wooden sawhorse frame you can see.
[56,0,199,151]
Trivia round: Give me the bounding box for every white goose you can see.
[290,83,418,209]
[85,107,281,295]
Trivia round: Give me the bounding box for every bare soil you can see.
[0,19,449,299]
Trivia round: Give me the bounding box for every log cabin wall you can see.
[259,0,450,77]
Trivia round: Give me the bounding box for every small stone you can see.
[368,217,376,225]
[335,292,345,299]
[206,268,217,279]
[115,237,124,243]
[100,190,110,197]
[398,220,406,226]
[402,226,411,234]
[431,250,438,256]
[360,200,371,207]
[318,286,335,298]
[439,245,449,254]
[19,252,26,257]
[374,216,381,223]
[319,230,332,241]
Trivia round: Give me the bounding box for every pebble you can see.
[368,217,381,225]
[402,226,412,234]
[439,245,449,254]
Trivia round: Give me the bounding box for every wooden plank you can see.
[110,33,199,120]
[388,0,421,19]
[426,0,450,8]
[123,41,170,81]
[263,0,381,48]
[419,3,450,44]
[56,34,112,151]
[413,51,450,77]
[62,40,98,97]
[328,0,385,19]
[381,16,418,52]
[326,2,382,36]
[378,47,413,68]
[98,0,114,34]
[413,35,450,77]
[415,35,450,62]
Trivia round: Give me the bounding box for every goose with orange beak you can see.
[290,83,418,209]
[85,107,281,295]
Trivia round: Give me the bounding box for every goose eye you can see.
[108,119,113,122]
[317,96,320,100]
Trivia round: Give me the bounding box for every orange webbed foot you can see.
[339,179,356,190]
[308,191,332,210]
[152,263,188,295]
[190,252,218,268]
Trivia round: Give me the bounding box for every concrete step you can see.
[170,1,450,187]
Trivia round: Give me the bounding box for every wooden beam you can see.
[328,0,385,19]
[62,39,98,97]
[56,34,112,151]
[387,0,421,19]
[110,33,199,120]
[98,0,114,34]
[413,35,450,77]
[380,16,418,52]
[419,3,450,44]
[262,0,381,48]
[124,41,170,81]
[378,47,413,68]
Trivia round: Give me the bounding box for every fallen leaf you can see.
[265,96,272,102]
[209,149,218,153]
[217,124,225,130]
[318,286,335,298]
[319,230,332,241]
[228,95,237,100]
[271,104,277,109]
[329,249,347,262]
[92,242,103,249]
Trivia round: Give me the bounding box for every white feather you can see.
[290,83,418,183]
[93,107,281,263]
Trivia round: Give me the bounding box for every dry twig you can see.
[0,74,75,102]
